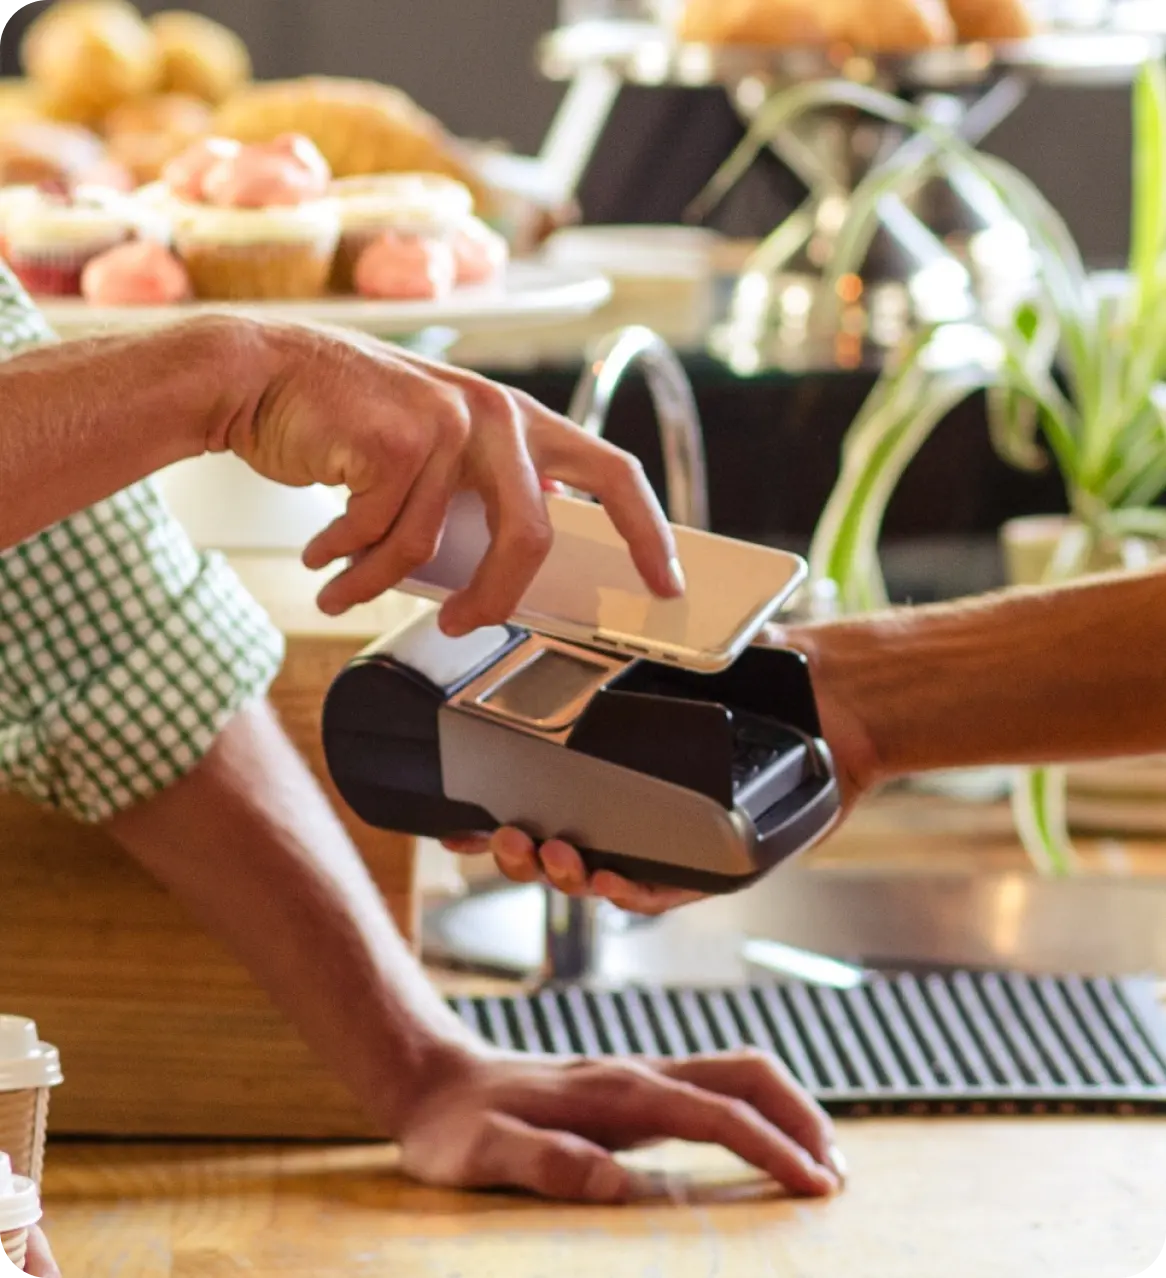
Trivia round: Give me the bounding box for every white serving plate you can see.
[39,262,612,340]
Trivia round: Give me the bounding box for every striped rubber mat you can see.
[450,971,1166,1115]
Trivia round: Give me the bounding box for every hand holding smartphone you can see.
[400,491,806,673]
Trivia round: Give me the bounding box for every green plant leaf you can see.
[809,329,994,611]
[1011,766,1074,878]
[1131,60,1166,315]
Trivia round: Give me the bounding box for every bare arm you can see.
[105,699,479,1134]
[788,563,1166,792]
[0,319,249,548]
[104,700,842,1198]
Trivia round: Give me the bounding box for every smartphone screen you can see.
[404,492,805,668]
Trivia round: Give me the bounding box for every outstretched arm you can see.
[460,563,1166,912]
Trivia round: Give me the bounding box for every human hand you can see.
[397,1048,844,1202]
[443,623,879,915]
[216,322,682,633]
[24,1226,62,1278]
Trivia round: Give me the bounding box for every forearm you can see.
[105,700,480,1135]
[0,316,266,548]
[789,565,1166,784]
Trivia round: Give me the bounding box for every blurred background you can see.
[0,0,1134,259]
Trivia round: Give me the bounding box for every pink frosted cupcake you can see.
[329,172,475,294]
[354,231,456,301]
[0,183,155,297]
[163,134,340,301]
[81,239,192,306]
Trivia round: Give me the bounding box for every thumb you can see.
[463,1113,632,1203]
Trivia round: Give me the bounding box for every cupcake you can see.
[81,238,191,306]
[0,182,163,295]
[162,133,340,300]
[329,172,473,293]
[354,231,456,302]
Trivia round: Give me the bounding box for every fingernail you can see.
[827,1143,849,1185]
[541,843,580,885]
[667,557,687,596]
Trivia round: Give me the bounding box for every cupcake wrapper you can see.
[7,239,126,298]
[176,238,337,301]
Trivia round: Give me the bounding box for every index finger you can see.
[523,404,683,601]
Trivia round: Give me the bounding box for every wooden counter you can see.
[42,1123,1166,1278]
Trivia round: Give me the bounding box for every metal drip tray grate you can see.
[450,971,1166,1115]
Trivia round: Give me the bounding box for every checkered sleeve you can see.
[0,264,285,823]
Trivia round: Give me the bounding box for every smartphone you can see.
[400,492,806,673]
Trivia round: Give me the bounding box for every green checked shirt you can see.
[0,267,285,823]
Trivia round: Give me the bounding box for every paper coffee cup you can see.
[0,1019,63,1186]
[0,1152,42,1272]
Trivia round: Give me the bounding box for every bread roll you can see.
[22,0,161,126]
[834,0,956,50]
[679,0,832,45]
[944,0,1037,41]
[149,11,252,105]
[213,78,489,206]
[0,80,45,127]
[104,93,211,139]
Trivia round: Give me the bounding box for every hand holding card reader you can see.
[323,615,841,894]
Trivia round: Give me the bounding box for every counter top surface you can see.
[44,1121,1166,1278]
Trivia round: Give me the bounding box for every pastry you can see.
[328,172,474,292]
[450,217,508,288]
[0,80,46,126]
[104,94,212,186]
[81,237,191,304]
[213,78,490,206]
[0,184,152,295]
[106,128,198,186]
[354,232,456,302]
[678,0,832,45]
[944,0,1037,41]
[148,11,252,105]
[837,0,956,49]
[103,93,212,139]
[0,120,125,188]
[22,0,161,126]
[163,135,340,300]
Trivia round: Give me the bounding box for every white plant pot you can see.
[153,454,346,554]
[1000,514,1166,837]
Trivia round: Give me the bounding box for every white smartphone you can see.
[399,491,806,673]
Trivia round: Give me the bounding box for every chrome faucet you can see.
[566,326,711,532]
[541,327,711,983]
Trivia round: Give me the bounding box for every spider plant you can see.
[697,61,1166,875]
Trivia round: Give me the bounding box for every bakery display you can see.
[676,0,1035,48]
[0,0,532,307]
[212,78,491,206]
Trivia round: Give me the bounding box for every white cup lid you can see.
[0,1018,63,1092]
[0,1154,40,1234]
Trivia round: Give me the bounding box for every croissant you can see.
[944,0,1037,41]
[22,0,161,126]
[213,77,489,207]
[148,11,252,106]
